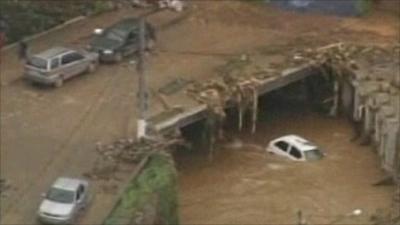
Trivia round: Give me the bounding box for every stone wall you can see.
[350,60,400,174]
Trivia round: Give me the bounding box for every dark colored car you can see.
[88,18,156,62]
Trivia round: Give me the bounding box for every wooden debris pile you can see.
[289,42,400,77]
[184,55,269,160]
[85,132,184,180]
[187,55,264,135]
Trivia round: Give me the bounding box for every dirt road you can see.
[1,1,398,224]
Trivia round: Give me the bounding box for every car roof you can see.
[52,177,84,191]
[35,47,71,59]
[273,135,318,151]
[110,18,140,32]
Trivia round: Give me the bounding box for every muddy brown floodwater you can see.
[175,95,394,225]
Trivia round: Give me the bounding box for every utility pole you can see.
[137,18,148,139]
[393,129,400,220]
[296,210,307,225]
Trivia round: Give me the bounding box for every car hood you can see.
[90,37,122,51]
[39,199,74,216]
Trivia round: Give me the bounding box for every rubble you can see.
[128,0,185,11]
[159,0,185,12]
[85,132,185,181]
[0,179,11,198]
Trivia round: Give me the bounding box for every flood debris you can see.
[158,0,185,12]
[185,55,265,159]
[370,208,400,225]
[0,179,12,198]
[85,132,185,181]
[158,78,193,96]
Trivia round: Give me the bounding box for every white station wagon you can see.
[25,47,99,88]
[37,177,89,224]
[266,135,324,161]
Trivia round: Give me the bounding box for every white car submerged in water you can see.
[37,177,89,224]
[266,135,324,161]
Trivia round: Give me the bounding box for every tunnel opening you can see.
[174,69,339,167]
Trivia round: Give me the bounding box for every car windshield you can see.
[304,149,324,161]
[103,29,125,42]
[46,187,75,204]
[27,56,48,70]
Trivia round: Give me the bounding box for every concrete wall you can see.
[350,72,400,174]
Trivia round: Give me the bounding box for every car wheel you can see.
[54,77,64,88]
[114,52,122,62]
[88,62,97,73]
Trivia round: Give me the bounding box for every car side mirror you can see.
[94,28,103,35]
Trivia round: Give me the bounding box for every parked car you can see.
[37,177,90,224]
[24,47,99,87]
[266,135,324,161]
[88,17,156,62]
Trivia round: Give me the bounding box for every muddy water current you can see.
[175,97,393,225]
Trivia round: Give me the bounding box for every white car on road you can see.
[266,135,324,161]
[37,177,89,224]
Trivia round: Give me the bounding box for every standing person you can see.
[18,39,28,61]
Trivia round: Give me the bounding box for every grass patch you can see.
[0,1,112,44]
[104,153,179,225]
[356,0,372,16]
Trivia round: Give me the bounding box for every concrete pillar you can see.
[381,117,399,172]
[391,93,400,119]
[330,79,340,116]
[363,105,373,137]
[353,85,361,121]
[373,93,391,144]
[340,79,354,116]
[357,82,380,142]
[392,64,400,88]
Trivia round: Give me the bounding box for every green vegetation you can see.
[0,1,112,44]
[104,153,179,225]
[355,0,372,16]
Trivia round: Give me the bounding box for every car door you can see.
[60,52,87,79]
[288,146,304,161]
[49,57,61,76]
[76,185,86,210]
[273,141,290,157]
[123,31,138,56]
